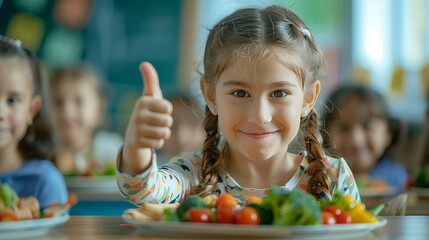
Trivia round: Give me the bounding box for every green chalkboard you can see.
[0,0,183,133]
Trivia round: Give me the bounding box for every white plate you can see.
[65,176,117,189]
[0,214,69,239]
[122,214,387,239]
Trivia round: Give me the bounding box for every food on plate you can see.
[124,202,180,222]
[0,183,78,222]
[356,175,390,189]
[320,192,378,223]
[408,166,429,188]
[124,187,380,226]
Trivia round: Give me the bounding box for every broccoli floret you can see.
[175,195,208,221]
[260,187,321,226]
[163,208,180,222]
[247,203,273,225]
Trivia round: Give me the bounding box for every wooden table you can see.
[36,216,429,239]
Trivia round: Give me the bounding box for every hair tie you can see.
[300,26,312,39]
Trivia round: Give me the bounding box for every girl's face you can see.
[50,78,103,147]
[0,60,38,151]
[203,51,318,163]
[327,95,391,174]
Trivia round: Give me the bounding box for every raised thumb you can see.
[139,61,163,98]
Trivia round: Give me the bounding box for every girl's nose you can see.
[248,98,272,125]
[350,126,366,145]
[60,101,75,118]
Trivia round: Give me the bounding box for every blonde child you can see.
[49,65,123,176]
[0,35,68,209]
[117,5,360,204]
[322,84,408,191]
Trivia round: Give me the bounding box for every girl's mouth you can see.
[241,131,278,139]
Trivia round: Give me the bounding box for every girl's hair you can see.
[49,64,106,100]
[194,6,331,199]
[322,84,400,157]
[0,36,54,160]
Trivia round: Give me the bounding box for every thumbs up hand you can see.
[121,62,173,174]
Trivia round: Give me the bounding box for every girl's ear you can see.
[30,95,42,118]
[303,80,321,111]
[200,78,216,109]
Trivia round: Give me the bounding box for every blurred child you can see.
[158,91,204,163]
[0,35,68,209]
[322,84,408,190]
[49,65,123,176]
[117,5,361,205]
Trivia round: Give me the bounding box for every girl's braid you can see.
[192,106,222,197]
[301,109,332,200]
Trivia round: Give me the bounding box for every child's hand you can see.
[122,62,173,173]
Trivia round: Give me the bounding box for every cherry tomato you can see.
[216,205,235,224]
[323,205,342,216]
[235,207,260,225]
[321,211,336,225]
[216,193,238,208]
[336,211,352,224]
[323,205,352,224]
[186,208,212,223]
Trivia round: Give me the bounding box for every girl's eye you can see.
[76,96,84,106]
[232,90,250,98]
[8,97,20,105]
[270,90,288,98]
[364,121,378,131]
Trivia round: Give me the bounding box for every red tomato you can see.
[235,207,260,225]
[216,205,235,224]
[216,193,238,208]
[186,208,212,223]
[336,211,352,224]
[323,206,342,216]
[323,206,351,224]
[321,211,336,225]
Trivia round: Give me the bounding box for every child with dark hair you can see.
[0,35,68,209]
[322,84,408,191]
[117,5,360,205]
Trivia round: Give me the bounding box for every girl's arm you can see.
[120,62,173,175]
[117,151,201,204]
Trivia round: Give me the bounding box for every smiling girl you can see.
[116,5,360,204]
[0,36,68,209]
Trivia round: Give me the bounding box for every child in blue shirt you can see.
[0,35,68,209]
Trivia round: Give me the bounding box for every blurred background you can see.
[1,0,427,132]
[1,0,428,215]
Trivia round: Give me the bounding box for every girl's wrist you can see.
[119,145,153,175]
